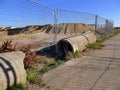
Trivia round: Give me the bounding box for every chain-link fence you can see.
[57,9,114,40]
[95,16,114,39]
[57,9,95,40]
[0,1,114,51]
[0,0,55,50]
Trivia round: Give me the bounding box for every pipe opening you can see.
[57,39,74,57]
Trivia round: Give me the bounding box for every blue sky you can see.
[0,0,120,27]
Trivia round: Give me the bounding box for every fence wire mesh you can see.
[57,9,96,40]
[57,10,114,40]
[0,1,114,51]
[95,16,114,38]
[0,0,55,50]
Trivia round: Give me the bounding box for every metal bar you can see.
[54,9,58,44]
[53,9,58,56]
[58,9,96,16]
[95,15,98,33]
[105,19,108,36]
[28,0,54,10]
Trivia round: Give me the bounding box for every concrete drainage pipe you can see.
[57,31,96,57]
[0,51,27,90]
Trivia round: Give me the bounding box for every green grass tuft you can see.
[66,50,82,60]
[113,29,120,35]
[27,69,42,84]
[7,83,25,90]
[27,59,64,85]
[88,41,101,49]
[39,60,63,74]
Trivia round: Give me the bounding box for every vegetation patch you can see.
[113,29,120,35]
[7,83,25,90]
[87,40,105,49]
[39,60,63,74]
[87,29,120,50]
[66,50,82,60]
[27,69,42,84]
[26,58,64,86]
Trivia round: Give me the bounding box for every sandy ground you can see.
[0,23,94,50]
[0,32,54,50]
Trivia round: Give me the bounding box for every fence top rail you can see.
[97,16,106,20]
[58,9,96,16]
[28,0,55,11]
[27,0,113,24]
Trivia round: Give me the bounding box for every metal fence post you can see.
[95,15,98,34]
[112,21,114,34]
[111,21,114,35]
[54,9,58,56]
[105,19,108,36]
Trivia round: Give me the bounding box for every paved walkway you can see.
[42,34,120,90]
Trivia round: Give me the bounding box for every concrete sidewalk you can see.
[42,34,120,90]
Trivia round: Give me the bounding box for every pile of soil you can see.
[0,23,95,50]
[0,23,94,35]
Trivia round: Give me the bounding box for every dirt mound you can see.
[0,27,3,30]
[0,23,94,35]
[5,25,54,35]
[57,23,94,35]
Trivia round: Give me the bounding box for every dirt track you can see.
[0,33,54,50]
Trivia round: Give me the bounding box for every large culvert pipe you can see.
[57,31,96,57]
[0,51,27,90]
